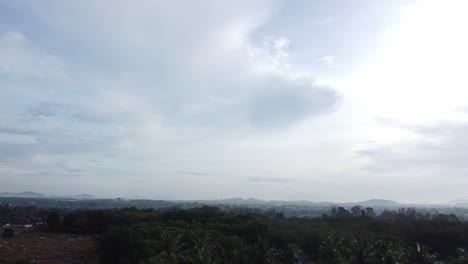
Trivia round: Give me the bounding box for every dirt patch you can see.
[0,231,99,264]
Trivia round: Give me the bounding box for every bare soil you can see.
[0,231,99,264]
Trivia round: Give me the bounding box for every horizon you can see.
[2,0,468,203]
[2,190,468,205]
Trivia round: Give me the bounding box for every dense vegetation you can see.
[3,205,466,263]
[3,200,468,263]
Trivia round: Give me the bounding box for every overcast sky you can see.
[1,0,468,203]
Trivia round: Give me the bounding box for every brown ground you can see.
[0,231,99,264]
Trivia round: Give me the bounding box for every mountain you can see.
[191,197,266,205]
[0,192,95,199]
[75,194,96,199]
[448,199,468,204]
[351,199,400,207]
[185,198,400,208]
[61,194,96,199]
[446,199,468,207]
[0,194,401,207]
[0,191,46,198]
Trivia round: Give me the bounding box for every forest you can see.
[2,204,468,264]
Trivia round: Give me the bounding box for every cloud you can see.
[0,133,37,145]
[176,170,208,176]
[0,119,115,165]
[244,37,340,127]
[316,55,336,66]
[313,16,336,25]
[0,31,65,78]
[272,36,290,50]
[0,1,344,198]
[26,102,109,123]
[249,80,339,127]
[359,120,468,176]
[248,176,294,183]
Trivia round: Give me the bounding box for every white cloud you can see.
[316,55,335,66]
[5,0,459,201]
[0,133,37,145]
[0,31,66,78]
[314,16,336,25]
[337,0,468,201]
[0,1,343,199]
[273,36,290,50]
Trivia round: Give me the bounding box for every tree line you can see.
[18,205,465,263]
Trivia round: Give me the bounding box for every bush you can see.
[47,210,61,231]
[2,228,14,238]
[12,261,33,264]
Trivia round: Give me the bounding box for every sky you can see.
[1,0,468,203]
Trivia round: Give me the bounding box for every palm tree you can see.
[367,238,408,264]
[193,237,218,264]
[452,248,468,264]
[283,243,303,264]
[154,233,191,264]
[319,233,350,263]
[252,236,278,264]
[409,243,438,264]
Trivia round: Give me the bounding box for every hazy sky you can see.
[1,0,468,203]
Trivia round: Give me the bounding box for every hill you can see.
[0,192,46,198]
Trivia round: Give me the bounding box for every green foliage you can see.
[2,228,14,238]
[6,205,468,263]
[88,207,468,263]
[100,226,153,264]
[46,210,61,231]
[192,237,218,264]
[151,232,192,264]
[251,236,277,264]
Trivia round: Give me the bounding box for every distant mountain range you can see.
[447,199,468,206]
[0,191,46,198]
[2,192,468,208]
[344,199,401,207]
[0,192,96,199]
[187,198,402,208]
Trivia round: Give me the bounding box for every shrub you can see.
[2,228,14,238]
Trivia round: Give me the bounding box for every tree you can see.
[335,207,351,218]
[252,236,277,264]
[319,233,349,263]
[154,233,191,264]
[351,206,363,216]
[365,207,375,217]
[281,243,303,264]
[409,243,439,264]
[366,238,408,264]
[451,248,468,264]
[47,210,61,231]
[100,226,152,264]
[2,228,14,238]
[192,237,220,264]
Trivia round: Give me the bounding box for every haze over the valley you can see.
[1,0,468,203]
